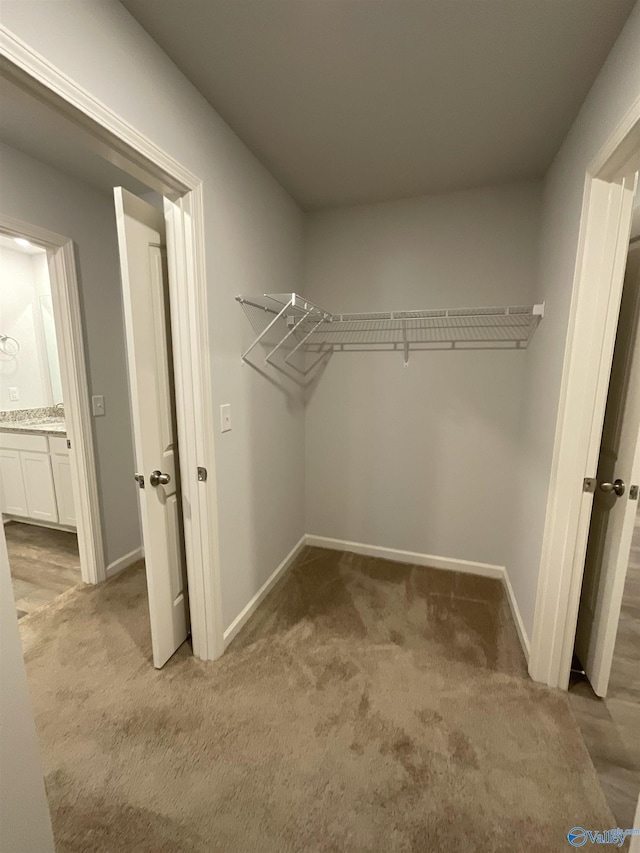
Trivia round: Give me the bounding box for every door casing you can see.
[0,27,224,662]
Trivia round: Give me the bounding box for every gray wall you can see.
[0,526,54,853]
[509,1,640,638]
[303,182,542,568]
[0,142,141,568]
[1,0,306,631]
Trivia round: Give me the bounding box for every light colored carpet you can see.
[20,547,613,852]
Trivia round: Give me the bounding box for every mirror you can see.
[0,237,62,412]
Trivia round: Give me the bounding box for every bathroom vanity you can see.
[0,412,75,529]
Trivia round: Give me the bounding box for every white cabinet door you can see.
[51,453,76,527]
[0,449,28,516]
[20,452,58,524]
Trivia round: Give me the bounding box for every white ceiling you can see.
[0,76,151,198]
[120,0,636,210]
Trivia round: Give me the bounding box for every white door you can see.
[575,240,640,696]
[114,187,188,669]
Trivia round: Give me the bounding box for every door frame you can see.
[0,27,224,661]
[0,214,105,585]
[529,94,640,690]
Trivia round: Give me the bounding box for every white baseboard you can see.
[106,546,144,579]
[223,535,307,647]
[3,515,76,533]
[306,534,531,662]
[502,569,531,662]
[305,534,504,579]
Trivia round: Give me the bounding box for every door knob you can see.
[149,470,171,487]
[599,478,625,496]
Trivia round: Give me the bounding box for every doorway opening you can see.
[0,230,82,617]
[0,49,222,663]
[0,181,190,668]
[574,215,640,697]
[567,204,640,827]
[528,103,640,691]
[1,188,194,670]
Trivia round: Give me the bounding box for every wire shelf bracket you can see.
[236,293,544,368]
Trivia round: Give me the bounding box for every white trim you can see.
[51,240,105,584]
[0,29,195,195]
[502,569,531,662]
[0,215,105,586]
[164,191,224,661]
[223,536,307,647]
[3,516,76,534]
[592,95,640,181]
[528,94,640,689]
[0,27,223,660]
[305,535,505,578]
[106,547,144,579]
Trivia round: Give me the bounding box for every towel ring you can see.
[0,334,20,357]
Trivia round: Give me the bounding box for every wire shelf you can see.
[236,292,544,367]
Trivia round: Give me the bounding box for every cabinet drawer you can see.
[0,432,49,453]
[48,436,70,455]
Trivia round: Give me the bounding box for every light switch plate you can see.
[9,387,19,401]
[92,395,106,417]
[220,403,231,433]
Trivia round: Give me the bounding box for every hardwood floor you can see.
[569,505,640,828]
[5,520,81,618]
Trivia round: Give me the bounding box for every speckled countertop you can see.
[0,419,67,437]
[0,407,67,437]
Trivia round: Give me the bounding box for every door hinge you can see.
[197,466,207,482]
[630,485,639,500]
[134,473,145,489]
[583,477,597,493]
